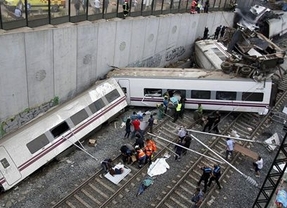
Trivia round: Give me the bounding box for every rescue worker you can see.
[120,144,135,164]
[203,114,215,132]
[190,0,197,14]
[174,138,184,161]
[99,158,113,178]
[134,134,144,149]
[173,100,182,122]
[123,0,130,19]
[144,138,157,164]
[163,96,169,114]
[194,103,204,125]
[208,164,222,189]
[212,111,221,134]
[157,103,164,120]
[182,135,191,155]
[135,146,146,168]
[197,166,212,192]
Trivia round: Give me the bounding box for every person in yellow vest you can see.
[173,100,182,122]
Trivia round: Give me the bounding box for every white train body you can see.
[107,68,274,114]
[267,12,287,39]
[0,78,127,191]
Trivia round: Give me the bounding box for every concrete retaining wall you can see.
[0,11,234,137]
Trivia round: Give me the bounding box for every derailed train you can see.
[107,67,276,114]
[0,78,127,191]
[0,67,277,192]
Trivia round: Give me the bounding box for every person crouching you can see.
[135,145,146,168]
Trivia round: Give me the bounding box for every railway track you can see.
[54,75,287,208]
[53,111,198,208]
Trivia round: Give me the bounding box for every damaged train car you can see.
[195,26,285,81]
[234,4,287,39]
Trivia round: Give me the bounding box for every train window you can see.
[242,92,264,102]
[70,109,89,126]
[166,89,186,98]
[211,48,227,61]
[0,158,10,169]
[105,89,120,103]
[144,89,162,97]
[27,134,50,154]
[191,90,211,99]
[216,91,237,100]
[89,99,105,113]
[50,121,70,138]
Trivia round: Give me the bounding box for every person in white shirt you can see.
[94,0,101,13]
[225,137,234,160]
[14,7,22,18]
[252,156,263,177]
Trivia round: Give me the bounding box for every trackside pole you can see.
[63,135,98,161]
[188,133,259,187]
[187,129,280,146]
[147,132,223,164]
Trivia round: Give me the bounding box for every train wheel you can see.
[221,62,232,74]
[240,67,252,77]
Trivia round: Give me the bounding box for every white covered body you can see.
[0,78,127,191]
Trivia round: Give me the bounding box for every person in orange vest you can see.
[190,0,197,14]
[135,146,146,168]
[144,138,157,164]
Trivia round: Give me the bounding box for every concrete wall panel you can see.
[97,19,117,78]
[155,15,171,67]
[53,24,77,102]
[76,21,98,93]
[143,16,159,59]
[128,16,146,66]
[25,30,54,107]
[0,33,28,121]
[0,11,235,131]
[114,19,133,67]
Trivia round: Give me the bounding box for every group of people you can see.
[190,0,209,14]
[202,25,226,40]
[174,126,192,161]
[124,112,154,139]
[120,137,157,168]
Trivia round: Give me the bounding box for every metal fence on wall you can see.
[0,0,234,30]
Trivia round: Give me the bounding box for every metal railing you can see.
[0,0,234,30]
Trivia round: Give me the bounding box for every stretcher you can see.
[104,163,131,185]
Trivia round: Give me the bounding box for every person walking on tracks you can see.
[182,135,192,155]
[226,137,235,160]
[208,164,222,189]
[212,111,221,134]
[124,117,131,138]
[203,114,215,132]
[251,156,263,178]
[145,114,154,133]
[197,166,212,192]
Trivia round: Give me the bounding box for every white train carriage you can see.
[0,78,127,191]
[107,68,274,114]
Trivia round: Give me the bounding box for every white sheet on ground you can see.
[265,133,280,151]
[104,163,131,185]
[147,158,170,177]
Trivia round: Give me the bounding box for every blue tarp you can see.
[276,190,287,208]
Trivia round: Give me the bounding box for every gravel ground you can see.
[0,107,285,208]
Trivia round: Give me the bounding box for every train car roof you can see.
[107,67,266,81]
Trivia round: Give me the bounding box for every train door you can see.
[118,79,131,105]
[0,146,21,186]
